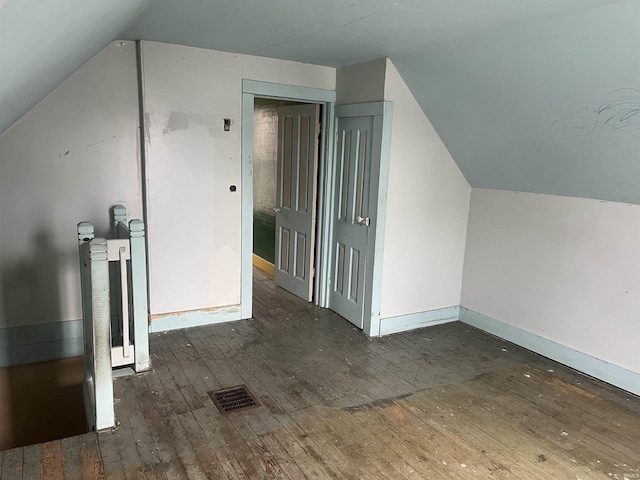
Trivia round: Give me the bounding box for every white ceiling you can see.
[2,0,638,203]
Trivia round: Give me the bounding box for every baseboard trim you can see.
[149,305,242,333]
[379,306,459,336]
[0,320,84,368]
[252,254,275,277]
[460,307,640,397]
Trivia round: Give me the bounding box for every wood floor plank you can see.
[36,267,640,480]
[482,369,640,474]
[403,391,558,478]
[270,424,333,480]
[345,407,448,480]
[61,435,83,479]
[22,443,42,480]
[42,440,64,480]
[79,434,105,480]
[115,376,166,479]
[174,411,228,480]
[141,370,202,479]
[114,422,145,480]
[396,396,555,480]
[495,364,640,454]
[137,377,190,479]
[302,407,408,480]
[431,375,617,479]
[1,446,23,480]
[159,333,271,479]
[97,430,126,480]
[191,407,249,479]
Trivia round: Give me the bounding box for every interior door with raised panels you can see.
[329,114,374,328]
[274,104,320,301]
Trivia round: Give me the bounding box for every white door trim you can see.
[241,80,336,320]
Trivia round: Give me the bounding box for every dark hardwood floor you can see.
[2,268,639,479]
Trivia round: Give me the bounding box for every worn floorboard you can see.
[4,268,640,479]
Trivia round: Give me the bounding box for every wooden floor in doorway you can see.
[2,268,639,479]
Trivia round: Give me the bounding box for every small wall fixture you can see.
[224,118,231,131]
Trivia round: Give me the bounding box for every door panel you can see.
[329,115,374,328]
[274,104,320,301]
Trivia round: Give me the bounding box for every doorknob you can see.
[356,216,370,226]
[273,207,281,213]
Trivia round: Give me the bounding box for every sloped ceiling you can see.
[0,0,150,135]
[2,0,638,203]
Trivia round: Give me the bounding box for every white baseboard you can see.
[149,305,242,333]
[460,307,640,397]
[379,306,459,336]
[0,319,84,368]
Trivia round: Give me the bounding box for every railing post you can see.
[112,205,127,238]
[78,222,95,430]
[89,238,115,430]
[78,222,95,325]
[78,222,95,245]
[129,219,150,372]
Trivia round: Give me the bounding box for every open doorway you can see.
[240,81,336,322]
[252,98,322,303]
[241,81,393,336]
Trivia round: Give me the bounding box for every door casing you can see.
[241,79,393,336]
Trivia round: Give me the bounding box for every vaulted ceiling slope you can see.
[0,0,151,135]
[3,0,638,203]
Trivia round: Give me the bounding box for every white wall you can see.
[461,189,640,374]
[380,59,471,319]
[0,41,142,330]
[141,41,335,316]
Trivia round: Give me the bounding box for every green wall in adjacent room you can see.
[253,211,275,263]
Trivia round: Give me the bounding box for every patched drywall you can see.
[140,41,335,316]
[461,189,640,374]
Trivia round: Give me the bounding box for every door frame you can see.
[241,79,393,337]
[241,80,336,319]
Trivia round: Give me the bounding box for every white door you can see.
[329,114,376,328]
[274,104,321,301]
